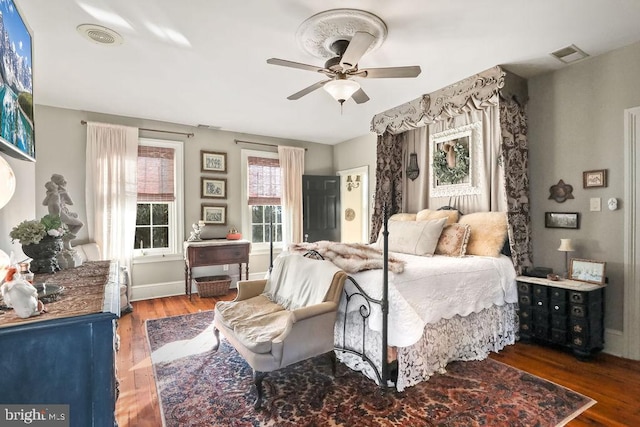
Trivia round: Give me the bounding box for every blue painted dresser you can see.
[0,261,120,427]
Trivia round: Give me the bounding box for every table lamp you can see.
[558,238,575,278]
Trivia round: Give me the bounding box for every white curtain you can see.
[277,146,305,245]
[85,122,138,273]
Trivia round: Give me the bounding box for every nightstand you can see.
[516,275,605,359]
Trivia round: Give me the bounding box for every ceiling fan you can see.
[267,31,421,105]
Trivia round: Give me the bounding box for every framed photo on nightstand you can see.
[569,258,606,285]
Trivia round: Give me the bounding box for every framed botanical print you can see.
[201,177,226,199]
[201,204,226,225]
[583,169,607,188]
[201,151,227,173]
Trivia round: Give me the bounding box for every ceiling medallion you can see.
[295,9,388,59]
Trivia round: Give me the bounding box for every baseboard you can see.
[131,281,184,301]
[603,328,624,357]
[130,271,268,301]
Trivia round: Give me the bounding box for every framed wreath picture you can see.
[201,151,227,173]
[201,204,227,225]
[429,122,483,197]
[201,177,226,199]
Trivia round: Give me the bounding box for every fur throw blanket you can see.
[288,241,405,274]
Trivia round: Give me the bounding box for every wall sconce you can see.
[0,156,16,209]
[346,175,361,191]
[557,238,575,278]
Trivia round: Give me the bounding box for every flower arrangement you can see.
[9,214,66,246]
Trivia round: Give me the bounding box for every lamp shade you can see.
[0,156,16,209]
[323,79,360,104]
[558,238,575,252]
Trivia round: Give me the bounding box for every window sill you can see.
[133,253,183,264]
[251,245,284,256]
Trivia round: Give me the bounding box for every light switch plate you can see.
[590,197,601,211]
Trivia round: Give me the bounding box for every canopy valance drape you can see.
[370,66,506,135]
[368,66,532,273]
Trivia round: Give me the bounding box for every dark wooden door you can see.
[303,175,340,242]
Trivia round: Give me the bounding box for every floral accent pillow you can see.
[435,223,471,257]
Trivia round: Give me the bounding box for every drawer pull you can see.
[554,305,560,310]
[537,301,543,306]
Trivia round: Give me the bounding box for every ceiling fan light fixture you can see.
[323,79,360,104]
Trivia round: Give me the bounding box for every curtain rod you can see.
[80,120,194,138]
[234,139,307,151]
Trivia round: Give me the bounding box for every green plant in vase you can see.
[10,214,67,273]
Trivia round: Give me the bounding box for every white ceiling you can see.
[15,0,640,145]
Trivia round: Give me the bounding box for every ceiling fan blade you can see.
[340,31,375,70]
[351,88,370,104]
[361,66,422,78]
[267,58,326,73]
[287,80,330,100]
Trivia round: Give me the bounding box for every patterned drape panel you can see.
[369,132,404,243]
[499,97,533,273]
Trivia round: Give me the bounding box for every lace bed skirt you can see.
[335,303,518,391]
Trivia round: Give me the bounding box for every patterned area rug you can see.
[146,310,595,427]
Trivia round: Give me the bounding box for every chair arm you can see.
[290,302,338,323]
[235,279,266,301]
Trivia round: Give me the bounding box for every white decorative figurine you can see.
[1,266,45,318]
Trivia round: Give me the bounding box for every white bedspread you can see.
[343,253,517,347]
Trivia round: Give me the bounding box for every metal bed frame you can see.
[272,209,393,389]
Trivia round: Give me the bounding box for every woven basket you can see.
[194,275,231,297]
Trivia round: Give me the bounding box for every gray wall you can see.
[528,41,640,331]
[1,105,334,294]
[333,132,378,240]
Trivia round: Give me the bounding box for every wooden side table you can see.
[184,239,250,297]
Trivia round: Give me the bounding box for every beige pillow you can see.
[389,213,417,222]
[416,208,459,225]
[382,218,447,256]
[459,212,508,257]
[435,223,471,257]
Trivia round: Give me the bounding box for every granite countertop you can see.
[0,260,112,328]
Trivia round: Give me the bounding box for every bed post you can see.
[381,204,389,387]
[269,210,274,273]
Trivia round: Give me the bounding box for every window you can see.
[241,150,282,249]
[134,138,184,257]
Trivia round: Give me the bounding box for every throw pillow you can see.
[459,212,508,257]
[435,223,471,257]
[416,208,459,225]
[383,218,447,256]
[389,213,417,221]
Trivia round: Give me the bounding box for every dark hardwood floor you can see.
[115,294,640,426]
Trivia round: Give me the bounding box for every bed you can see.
[290,208,519,391]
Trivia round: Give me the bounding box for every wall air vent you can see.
[551,44,589,64]
[77,24,123,46]
[197,124,222,130]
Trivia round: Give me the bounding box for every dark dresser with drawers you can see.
[516,275,605,359]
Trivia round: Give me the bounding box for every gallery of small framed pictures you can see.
[200,151,227,223]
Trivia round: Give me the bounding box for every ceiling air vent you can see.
[77,24,124,46]
[551,44,589,64]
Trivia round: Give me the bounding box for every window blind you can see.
[248,156,281,205]
[137,145,175,202]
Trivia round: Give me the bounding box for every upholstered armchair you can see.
[212,253,347,408]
